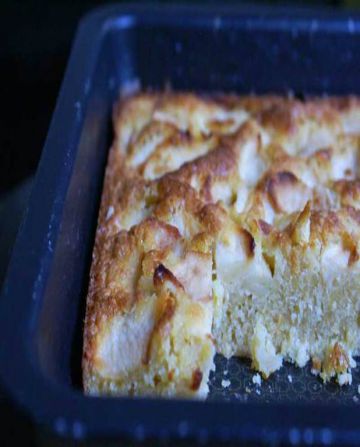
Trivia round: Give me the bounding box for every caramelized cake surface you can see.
[83,93,360,397]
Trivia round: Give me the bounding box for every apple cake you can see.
[83,92,360,397]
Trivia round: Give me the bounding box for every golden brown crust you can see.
[83,92,360,396]
[190,368,203,391]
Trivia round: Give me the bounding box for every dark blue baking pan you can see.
[1,3,360,445]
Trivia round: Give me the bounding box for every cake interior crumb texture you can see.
[82,92,360,398]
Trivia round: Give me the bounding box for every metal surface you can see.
[210,355,360,405]
[1,3,360,445]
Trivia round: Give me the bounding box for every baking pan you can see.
[1,3,360,445]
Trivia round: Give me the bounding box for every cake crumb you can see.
[358,385,360,395]
[223,370,228,376]
[311,357,321,373]
[221,379,231,388]
[255,388,261,395]
[338,372,352,386]
[245,387,251,393]
[288,374,293,383]
[353,396,359,403]
[252,373,262,386]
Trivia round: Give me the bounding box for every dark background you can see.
[0,0,359,445]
